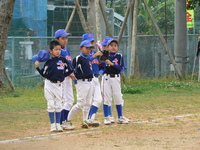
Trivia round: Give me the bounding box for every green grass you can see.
[1,78,200,140]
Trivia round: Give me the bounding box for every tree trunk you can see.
[117,4,130,43]
[65,7,76,32]
[0,0,16,87]
[87,0,94,32]
[94,0,102,42]
[74,0,90,33]
[99,0,113,38]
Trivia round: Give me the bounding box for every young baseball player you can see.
[34,40,74,132]
[195,38,200,62]
[54,29,76,130]
[100,37,115,123]
[81,33,103,126]
[101,38,129,125]
[66,40,99,129]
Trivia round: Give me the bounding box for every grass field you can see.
[1,78,200,149]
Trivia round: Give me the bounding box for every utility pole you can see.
[174,0,187,76]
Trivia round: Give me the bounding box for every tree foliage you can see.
[187,0,200,9]
[138,0,174,34]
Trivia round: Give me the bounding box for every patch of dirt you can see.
[1,114,200,150]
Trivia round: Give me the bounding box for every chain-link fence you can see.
[4,34,199,87]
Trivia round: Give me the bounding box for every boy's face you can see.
[56,36,68,47]
[80,46,92,56]
[50,45,61,57]
[108,42,118,53]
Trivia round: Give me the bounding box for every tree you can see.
[0,0,16,87]
[138,0,174,34]
[187,0,200,9]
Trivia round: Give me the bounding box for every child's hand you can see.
[96,41,103,51]
[69,73,77,80]
[93,51,103,58]
[105,59,114,66]
[35,61,40,68]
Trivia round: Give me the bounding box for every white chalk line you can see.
[0,113,198,144]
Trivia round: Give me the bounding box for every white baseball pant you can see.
[101,74,123,105]
[44,79,63,112]
[91,76,102,108]
[67,79,93,121]
[62,76,74,111]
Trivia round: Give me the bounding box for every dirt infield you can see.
[1,114,200,150]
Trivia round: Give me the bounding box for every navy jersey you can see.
[36,56,73,82]
[196,41,200,57]
[89,50,100,75]
[60,47,72,64]
[102,52,125,74]
[73,53,93,79]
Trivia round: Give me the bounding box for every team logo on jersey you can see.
[113,58,118,64]
[65,56,72,61]
[57,60,65,70]
[91,59,99,65]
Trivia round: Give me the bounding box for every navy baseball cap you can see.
[32,50,50,62]
[101,37,112,46]
[80,40,94,48]
[54,29,72,39]
[107,38,119,46]
[82,33,95,42]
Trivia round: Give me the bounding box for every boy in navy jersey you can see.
[66,40,99,129]
[100,37,115,123]
[81,33,103,126]
[54,29,76,130]
[101,38,129,125]
[35,40,74,132]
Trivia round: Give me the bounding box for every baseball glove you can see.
[99,50,109,62]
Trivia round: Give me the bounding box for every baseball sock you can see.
[63,109,69,121]
[108,106,112,116]
[116,105,122,119]
[103,104,109,117]
[60,109,65,124]
[56,112,61,124]
[48,112,54,124]
[88,105,98,119]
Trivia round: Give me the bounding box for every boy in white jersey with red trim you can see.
[101,38,129,125]
[54,29,76,130]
